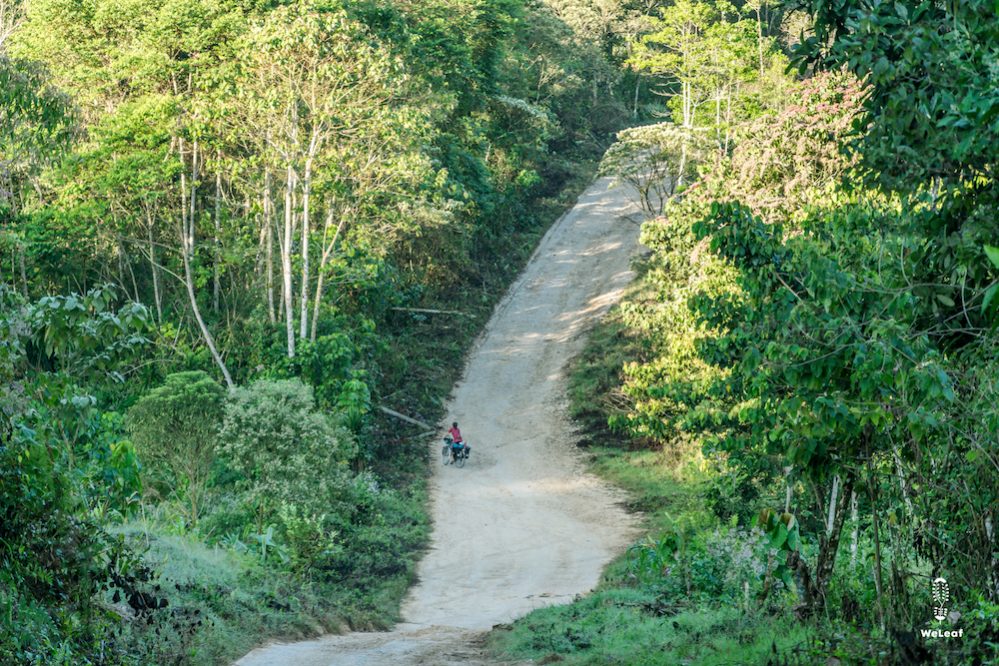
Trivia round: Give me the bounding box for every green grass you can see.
[491,589,811,666]
[589,447,712,534]
[112,506,426,665]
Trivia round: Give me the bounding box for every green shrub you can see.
[277,503,342,576]
[126,371,226,525]
[217,378,358,571]
[1,406,145,666]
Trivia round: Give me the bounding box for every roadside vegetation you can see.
[495,1,999,664]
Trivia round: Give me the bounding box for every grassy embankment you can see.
[110,160,601,665]
[488,271,813,666]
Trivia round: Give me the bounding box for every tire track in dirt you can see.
[237,177,642,665]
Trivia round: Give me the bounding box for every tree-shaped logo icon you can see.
[932,577,949,622]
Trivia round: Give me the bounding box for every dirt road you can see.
[237,177,642,665]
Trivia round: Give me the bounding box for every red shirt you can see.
[448,426,463,443]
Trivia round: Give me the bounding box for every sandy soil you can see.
[237,177,642,665]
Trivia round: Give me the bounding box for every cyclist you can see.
[447,421,465,464]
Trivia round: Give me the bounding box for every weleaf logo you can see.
[919,576,962,641]
[931,577,949,622]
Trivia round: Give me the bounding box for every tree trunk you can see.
[825,474,840,538]
[892,446,915,516]
[299,153,314,341]
[784,465,793,512]
[755,3,765,78]
[189,139,198,247]
[792,472,853,616]
[264,170,275,324]
[714,87,722,152]
[281,164,296,358]
[633,74,641,117]
[120,240,140,303]
[180,140,233,388]
[683,81,691,128]
[814,473,852,600]
[724,83,734,153]
[849,489,859,568]
[310,209,347,342]
[213,156,222,313]
[677,140,688,190]
[18,244,27,297]
[147,217,162,323]
[149,227,163,323]
[867,451,887,630]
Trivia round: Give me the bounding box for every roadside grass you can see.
[113,484,429,665]
[115,527,341,665]
[491,591,809,666]
[488,291,813,665]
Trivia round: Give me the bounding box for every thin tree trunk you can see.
[825,474,840,538]
[812,472,852,609]
[714,88,721,151]
[299,153,314,341]
[282,164,295,358]
[18,245,27,297]
[849,489,859,568]
[264,171,276,324]
[146,210,162,322]
[784,473,850,615]
[213,154,221,313]
[784,465,793,512]
[755,3,765,78]
[867,449,887,630]
[189,139,198,248]
[724,83,734,153]
[116,232,128,294]
[179,233,233,388]
[683,81,691,128]
[892,446,915,516]
[180,140,233,388]
[633,74,640,117]
[310,210,347,342]
[677,140,688,190]
[121,241,140,303]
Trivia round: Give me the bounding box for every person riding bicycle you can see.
[447,421,466,464]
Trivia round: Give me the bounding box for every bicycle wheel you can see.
[455,451,466,468]
[441,445,451,465]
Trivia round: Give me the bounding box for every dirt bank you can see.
[237,177,642,665]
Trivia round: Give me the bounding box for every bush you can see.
[126,371,226,525]
[217,378,358,568]
[0,409,147,666]
[630,525,768,605]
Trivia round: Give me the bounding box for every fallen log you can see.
[378,406,433,430]
[391,307,475,318]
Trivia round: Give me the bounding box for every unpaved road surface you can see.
[237,178,642,665]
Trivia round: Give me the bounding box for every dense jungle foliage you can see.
[2,0,997,662]
[493,0,998,664]
[0,0,645,660]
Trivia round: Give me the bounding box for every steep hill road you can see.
[237,177,642,665]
